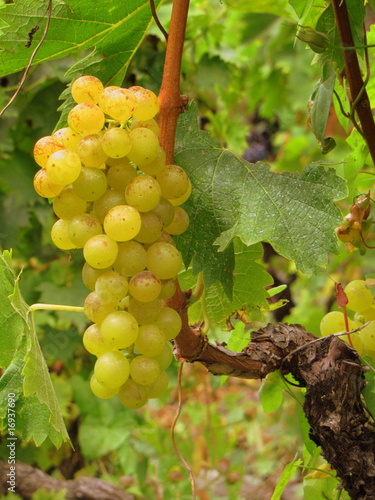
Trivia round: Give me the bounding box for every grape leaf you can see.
[174,104,347,287]
[0,251,70,447]
[0,0,161,83]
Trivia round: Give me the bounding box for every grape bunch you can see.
[32,75,191,409]
[320,279,375,359]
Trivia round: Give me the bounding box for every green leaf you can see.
[271,457,303,500]
[175,104,348,281]
[258,371,285,413]
[0,0,161,83]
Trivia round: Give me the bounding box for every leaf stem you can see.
[29,303,84,313]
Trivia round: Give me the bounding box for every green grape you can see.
[95,270,129,301]
[153,342,173,370]
[33,136,63,167]
[340,321,364,354]
[73,166,108,201]
[113,240,147,277]
[68,102,105,136]
[165,206,189,235]
[53,127,82,153]
[92,189,126,223]
[46,149,82,186]
[68,213,102,248]
[359,321,375,350]
[150,198,175,227]
[97,86,120,114]
[159,279,176,300]
[128,271,161,302]
[118,378,149,409]
[71,75,104,104]
[107,160,137,190]
[83,234,118,269]
[134,211,163,244]
[77,134,108,167]
[83,291,118,323]
[125,174,161,212]
[100,88,136,122]
[138,147,166,175]
[83,323,113,356]
[82,263,112,291]
[100,310,139,349]
[147,230,176,248]
[33,169,64,198]
[127,128,159,165]
[51,219,77,250]
[129,87,159,120]
[170,179,192,206]
[130,355,160,386]
[156,307,182,340]
[103,204,142,241]
[53,186,87,219]
[128,298,162,325]
[130,118,160,136]
[134,324,166,356]
[156,164,190,200]
[146,242,183,279]
[102,128,132,158]
[90,374,119,399]
[94,350,130,388]
[148,370,169,399]
[361,307,375,321]
[344,280,373,313]
[320,311,347,336]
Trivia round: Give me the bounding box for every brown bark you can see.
[0,460,134,500]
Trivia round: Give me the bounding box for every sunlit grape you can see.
[94,350,130,388]
[83,234,118,269]
[71,75,104,104]
[68,102,105,136]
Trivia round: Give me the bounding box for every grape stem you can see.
[29,303,85,313]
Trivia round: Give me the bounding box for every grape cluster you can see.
[32,76,191,409]
[320,279,375,358]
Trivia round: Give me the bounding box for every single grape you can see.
[128,271,161,302]
[151,198,175,227]
[71,75,104,104]
[33,136,63,167]
[128,298,163,325]
[101,310,139,349]
[113,240,147,277]
[127,128,159,165]
[83,234,118,269]
[82,263,112,291]
[51,219,77,250]
[68,213,102,247]
[33,169,64,198]
[77,134,108,167]
[101,128,132,158]
[68,102,105,136]
[95,270,129,301]
[138,147,166,175]
[94,350,130,388]
[97,86,120,114]
[100,88,136,122]
[156,165,190,200]
[53,186,87,219]
[159,279,176,300]
[156,307,182,340]
[83,323,113,357]
[170,179,192,206]
[130,355,160,386]
[83,291,118,323]
[92,189,126,223]
[118,378,149,409]
[153,343,173,370]
[344,280,373,313]
[90,374,119,399]
[130,118,159,136]
[134,324,166,356]
[147,370,169,399]
[320,311,347,336]
[359,321,375,350]
[53,127,82,153]
[134,211,163,244]
[165,206,189,235]
[103,205,142,241]
[46,149,82,185]
[125,174,161,212]
[129,87,159,120]
[107,160,137,190]
[147,242,183,279]
[73,166,108,201]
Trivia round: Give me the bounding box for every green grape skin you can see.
[68,102,105,136]
[52,187,87,219]
[138,147,166,175]
[151,198,175,227]
[125,174,161,212]
[100,88,136,122]
[92,189,126,224]
[153,342,173,370]
[130,355,160,386]
[144,231,176,249]
[97,86,119,113]
[169,179,192,206]
[90,374,119,399]
[359,321,375,350]
[77,134,108,167]
[33,135,63,167]
[53,127,82,153]
[130,118,160,136]
[129,87,159,121]
[33,169,64,198]
[68,213,102,248]
[100,310,139,349]
[344,280,373,313]
[156,164,189,200]
[83,234,118,269]
[360,307,375,321]
[94,350,130,388]
[320,311,347,336]
[73,166,108,201]
[158,279,176,300]
[83,323,114,357]
[128,298,162,325]
[51,219,77,250]
[101,127,132,158]
[127,128,159,165]
[156,307,182,340]
[148,370,169,399]
[103,205,142,242]
[83,291,118,323]
[146,242,183,279]
[165,206,189,235]
[46,149,82,186]
[134,324,166,356]
[113,240,147,277]
[134,211,163,244]
[107,160,137,191]
[71,75,104,104]
[95,270,129,301]
[82,263,112,291]
[118,378,149,409]
[128,271,161,302]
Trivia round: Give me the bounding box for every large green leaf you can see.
[0,0,161,84]
[174,104,347,286]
